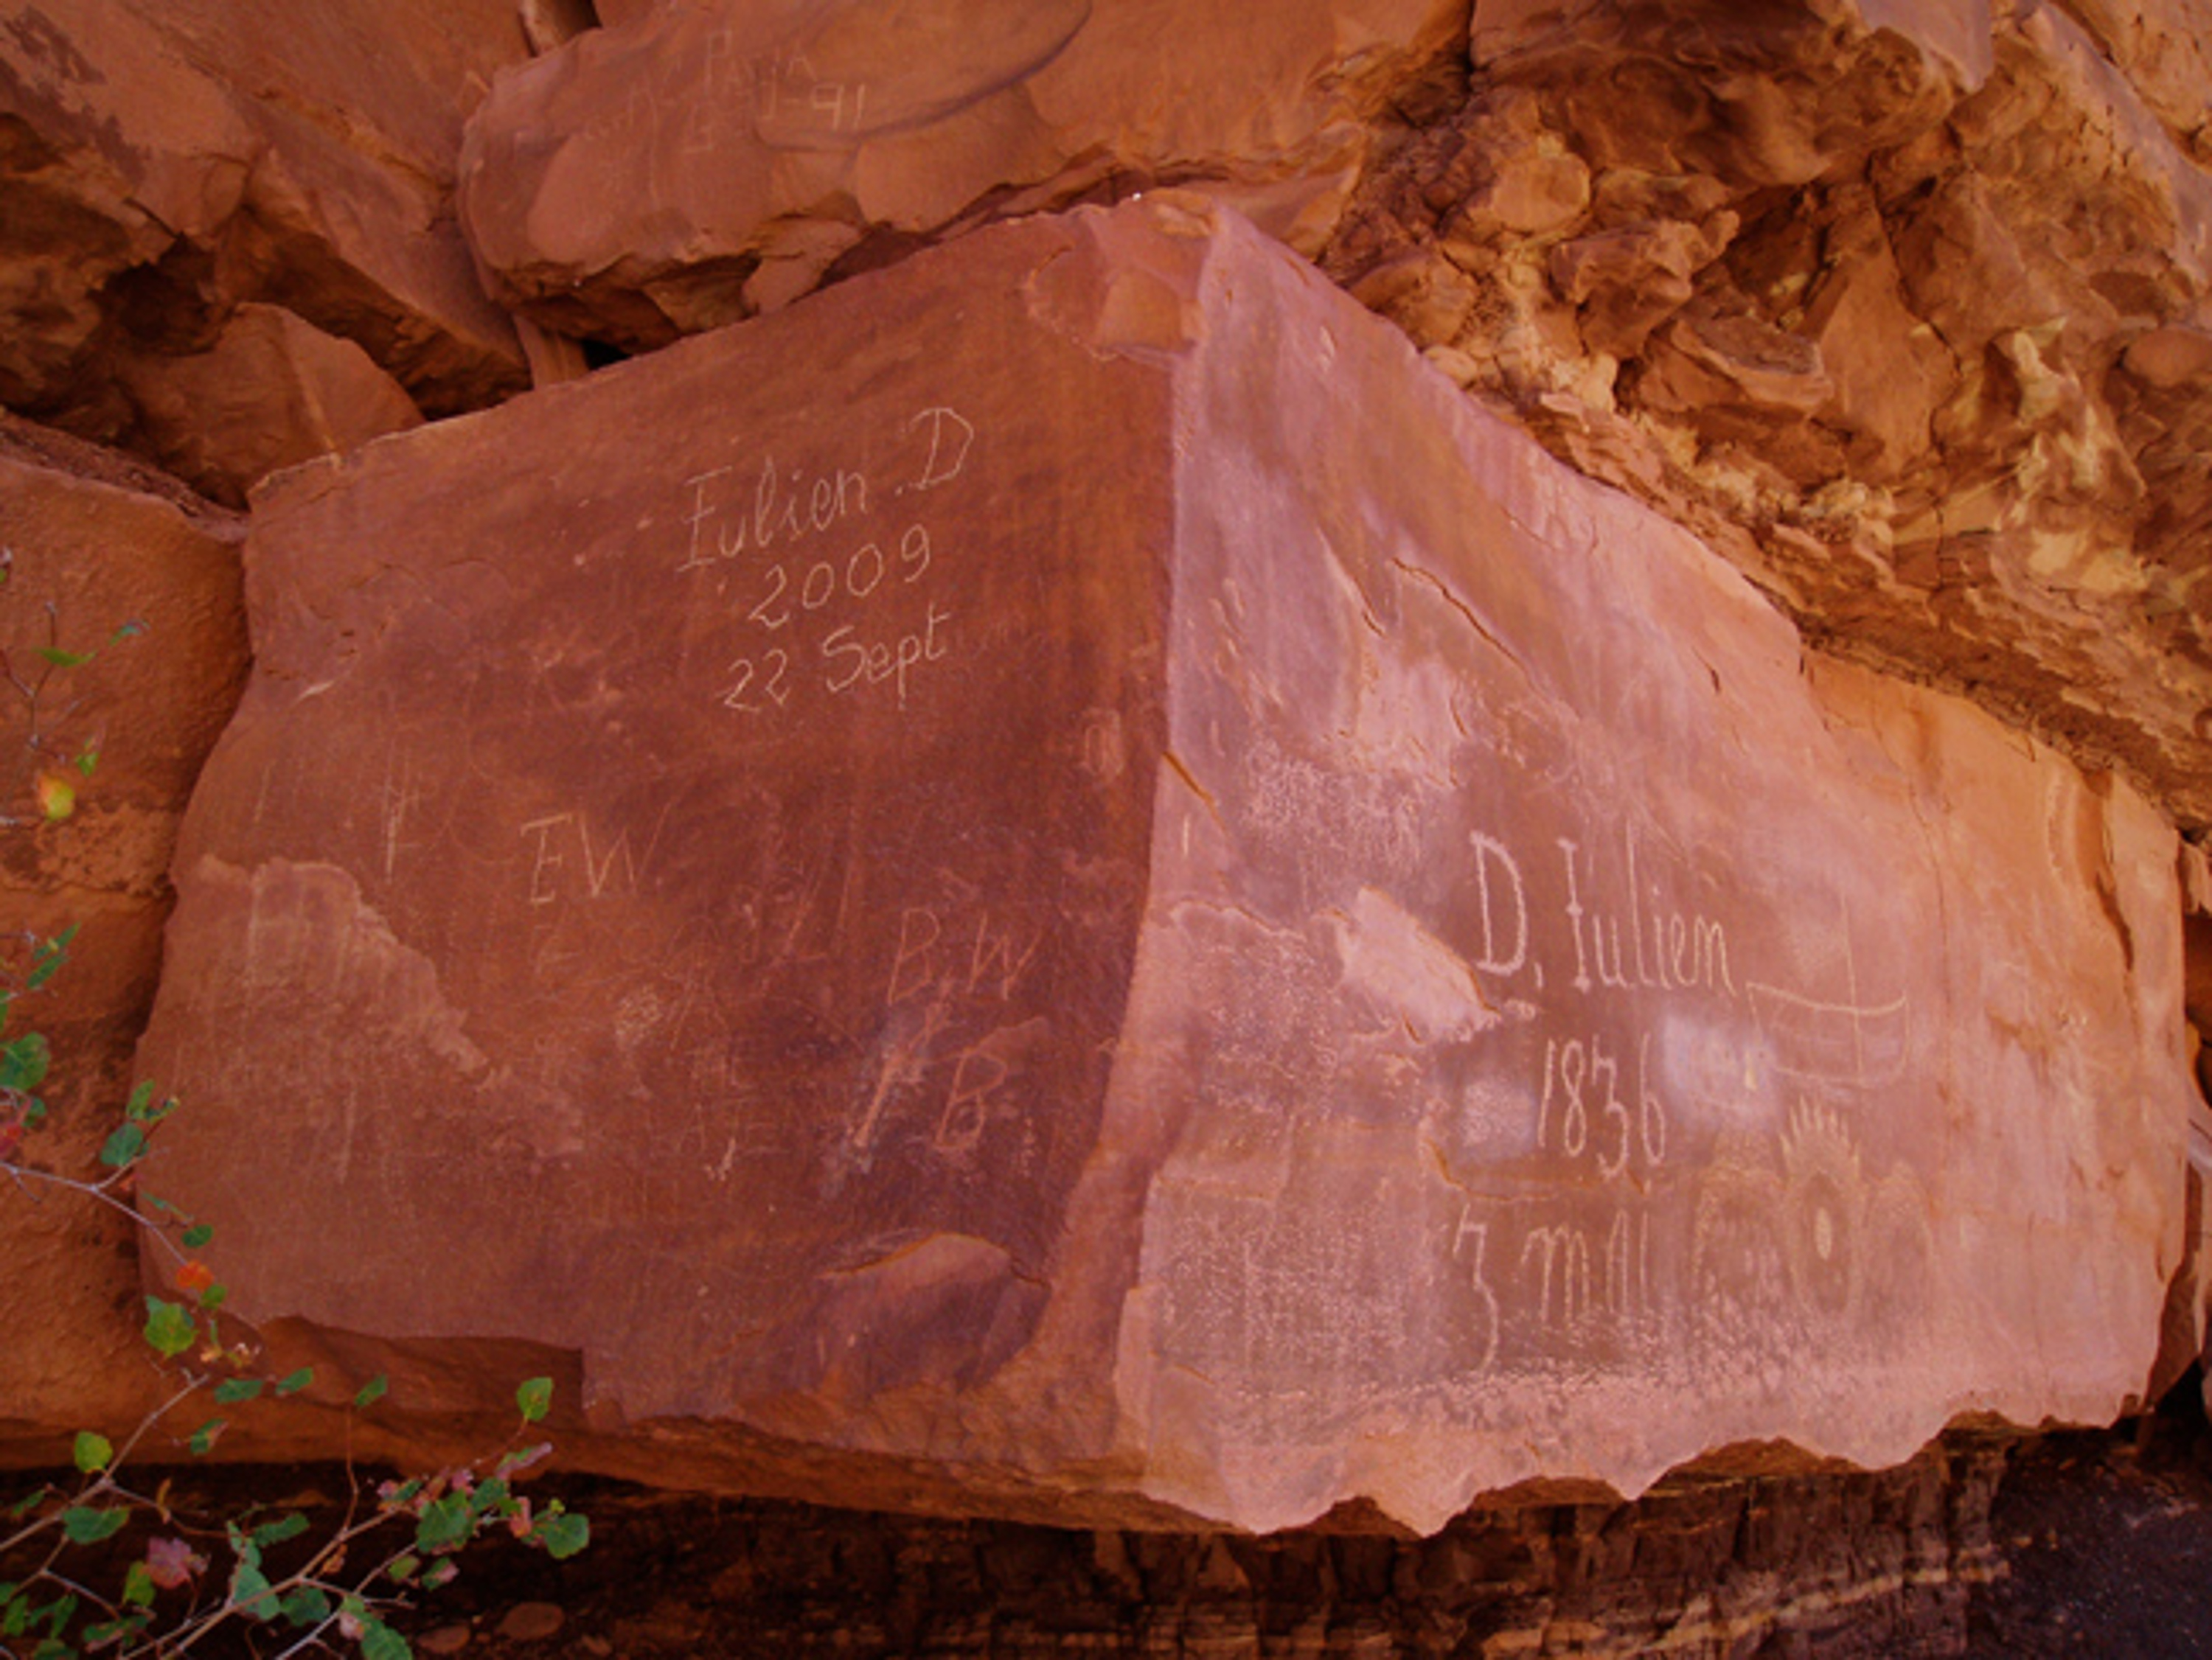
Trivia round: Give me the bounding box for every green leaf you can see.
[97,1123,145,1169]
[496,1442,552,1478]
[35,772,74,821]
[187,1418,226,1457]
[249,1513,308,1551]
[212,1378,262,1406]
[38,646,90,669]
[83,1611,153,1650]
[359,1616,412,1660]
[123,1080,153,1119]
[7,1488,46,1521]
[385,1553,420,1583]
[377,1477,424,1510]
[32,1636,72,1660]
[535,1512,589,1560]
[275,1367,314,1398]
[1,1033,50,1092]
[142,1298,195,1359]
[467,1477,510,1518]
[352,1374,389,1410]
[420,1559,459,1590]
[24,944,68,993]
[414,1493,470,1555]
[181,1224,212,1249]
[37,1593,78,1639]
[72,1431,111,1474]
[278,1586,330,1628]
[515,1375,554,1424]
[1,1589,25,1635]
[61,1504,126,1544]
[230,1563,276,1622]
[197,1283,227,1312]
[72,748,97,778]
[121,1563,154,1609]
[82,1618,140,1653]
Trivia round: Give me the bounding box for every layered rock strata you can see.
[136,199,2191,1532]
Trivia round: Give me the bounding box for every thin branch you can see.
[0,1161,189,1265]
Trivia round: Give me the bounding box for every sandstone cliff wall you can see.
[2,0,2209,1557]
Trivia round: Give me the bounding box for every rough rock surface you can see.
[154,1432,2018,1659]
[118,304,425,508]
[448,0,2212,850]
[456,0,1467,346]
[1325,0,2212,831]
[0,0,529,442]
[136,200,2191,1532]
[0,414,247,1450]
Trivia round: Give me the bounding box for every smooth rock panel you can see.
[139,198,2192,1532]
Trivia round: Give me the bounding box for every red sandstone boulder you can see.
[455,0,1464,346]
[0,0,528,450]
[0,416,248,1455]
[119,305,425,509]
[137,199,2191,1532]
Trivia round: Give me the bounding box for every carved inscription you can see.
[518,809,669,906]
[855,903,1051,1158]
[1428,815,1913,1370]
[1158,792,1923,1407]
[679,405,975,718]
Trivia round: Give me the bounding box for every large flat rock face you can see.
[140,198,2192,1534]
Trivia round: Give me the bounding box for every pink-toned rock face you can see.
[456,0,1463,344]
[139,200,2191,1532]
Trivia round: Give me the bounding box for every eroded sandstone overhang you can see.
[138,197,2192,1534]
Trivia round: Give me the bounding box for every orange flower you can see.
[175,1260,215,1295]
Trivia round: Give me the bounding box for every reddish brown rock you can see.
[1327,0,2212,829]
[0,0,527,453]
[138,200,2190,1532]
[119,304,424,508]
[0,414,247,1456]
[455,0,1464,347]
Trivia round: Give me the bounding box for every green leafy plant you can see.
[0,932,588,1657]
[1,576,587,1656]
